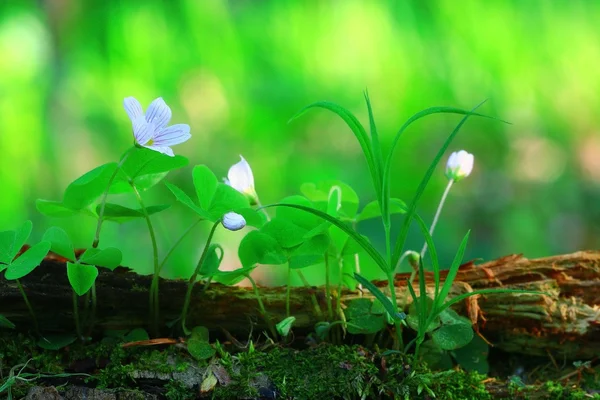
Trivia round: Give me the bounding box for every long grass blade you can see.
[364,90,383,202]
[413,213,440,299]
[434,230,470,310]
[354,273,406,321]
[390,102,492,270]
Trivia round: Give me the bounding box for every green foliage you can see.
[275,316,295,337]
[96,203,170,223]
[42,226,75,261]
[238,231,287,268]
[3,242,51,280]
[37,334,78,350]
[197,244,224,276]
[66,261,98,296]
[79,247,122,270]
[124,328,150,342]
[0,315,15,329]
[187,326,215,360]
[344,298,385,334]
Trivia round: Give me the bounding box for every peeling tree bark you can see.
[1,250,599,359]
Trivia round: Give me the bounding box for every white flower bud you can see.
[225,155,259,205]
[222,212,246,231]
[445,150,474,182]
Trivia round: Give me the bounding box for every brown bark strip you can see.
[1,250,598,359]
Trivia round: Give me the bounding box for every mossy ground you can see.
[0,332,598,399]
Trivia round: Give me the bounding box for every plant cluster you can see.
[0,93,538,373]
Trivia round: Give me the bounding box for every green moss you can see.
[165,380,196,400]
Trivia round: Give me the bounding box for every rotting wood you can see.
[1,250,598,359]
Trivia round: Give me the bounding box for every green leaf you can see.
[4,241,51,280]
[36,200,82,218]
[432,319,474,351]
[346,314,385,334]
[275,196,322,231]
[37,333,77,350]
[288,234,330,269]
[300,180,360,218]
[414,213,441,299]
[238,231,287,268]
[193,165,218,210]
[63,163,119,210]
[0,314,15,329]
[356,198,407,222]
[208,183,250,220]
[198,245,223,276]
[276,316,296,337]
[124,328,149,342]
[66,262,99,296]
[353,273,406,321]
[211,266,255,286]
[235,207,267,229]
[116,147,189,190]
[344,298,373,320]
[406,299,440,333]
[42,226,75,262]
[261,218,308,248]
[79,247,122,270]
[165,182,211,219]
[452,334,489,374]
[269,203,387,272]
[389,102,494,272]
[187,338,215,360]
[97,203,171,223]
[191,326,210,342]
[0,230,16,265]
[12,221,32,260]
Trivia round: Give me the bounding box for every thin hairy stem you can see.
[16,280,39,335]
[247,273,277,338]
[286,264,292,317]
[92,146,136,249]
[324,254,333,319]
[180,221,220,334]
[131,183,161,336]
[296,270,323,318]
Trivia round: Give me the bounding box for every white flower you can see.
[123,97,191,157]
[445,150,474,182]
[224,155,259,205]
[222,212,246,231]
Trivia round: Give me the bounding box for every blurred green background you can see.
[1,1,599,285]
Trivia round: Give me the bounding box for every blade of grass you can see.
[413,213,440,299]
[364,90,383,203]
[354,273,406,321]
[289,101,379,198]
[389,101,493,270]
[434,230,470,310]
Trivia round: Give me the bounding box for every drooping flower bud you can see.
[445,150,474,182]
[222,212,246,231]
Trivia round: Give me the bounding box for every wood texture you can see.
[1,250,599,359]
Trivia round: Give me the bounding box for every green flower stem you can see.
[180,221,220,334]
[324,255,333,320]
[246,273,277,338]
[16,280,39,335]
[296,270,323,318]
[420,179,454,259]
[72,290,82,340]
[256,200,271,221]
[92,146,136,249]
[158,218,203,275]
[131,183,160,337]
[286,264,292,317]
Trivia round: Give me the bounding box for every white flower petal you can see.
[222,212,246,231]
[124,97,143,122]
[445,150,474,182]
[227,155,255,193]
[145,145,174,157]
[133,116,154,146]
[145,98,172,130]
[153,124,191,146]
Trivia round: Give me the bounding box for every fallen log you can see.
[1,250,598,359]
